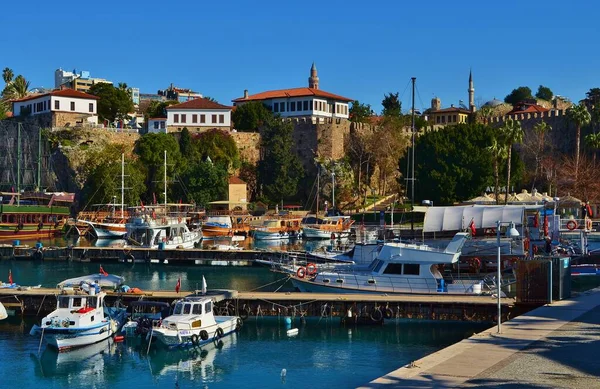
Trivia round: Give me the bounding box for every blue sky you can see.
[1,1,598,112]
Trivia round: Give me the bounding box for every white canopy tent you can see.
[423,205,531,233]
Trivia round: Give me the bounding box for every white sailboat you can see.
[125,151,202,249]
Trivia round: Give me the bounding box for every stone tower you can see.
[431,97,441,111]
[468,69,476,112]
[308,62,319,90]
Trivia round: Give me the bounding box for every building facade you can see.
[11,89,99,127]
[232,63,352,120]
[165,98,232,132]
[147,118,167,133]
[158,84,203,103]
[54,68,112,93]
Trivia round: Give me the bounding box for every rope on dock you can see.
[248,275,291,292]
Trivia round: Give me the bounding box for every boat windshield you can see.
[58,296,70,308]
[173,302,183,314]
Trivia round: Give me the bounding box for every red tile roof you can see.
[166,98,232,110]
[228,176,246,185]
[506,102,550,115]
[232,87,353,103]
[430,107,471,114]
[12,88,99,103]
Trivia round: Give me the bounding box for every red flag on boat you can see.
[99,266,108,276]
[8,269,13,284]
[469,219,476,236]
[175,277,181,293]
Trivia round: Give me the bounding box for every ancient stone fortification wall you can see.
[231,132,260,164]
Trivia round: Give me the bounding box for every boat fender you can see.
[239,308,249,321]
[114,335,124,342]
[190,334,200,346]
[296,267,306,279]
[384,307,394,319]
[199,330,209,341]
[214,327,224,340]
[566,220,577,230]
[306,263,318,276]
[235,317,243,331]
[370,308,383,322]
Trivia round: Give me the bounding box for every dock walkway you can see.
[362,287,600,388]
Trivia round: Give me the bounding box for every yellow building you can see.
[228,177,248,210]
[428,106,471,126]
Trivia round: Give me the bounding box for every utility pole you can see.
[410,77,416,237]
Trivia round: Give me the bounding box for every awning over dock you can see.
[423,205,535,233]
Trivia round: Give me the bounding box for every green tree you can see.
[504,86,533,105]
[585,132,600,163]
[349,100,372,123]
[203,96,218,102]
[258,118,304,203]
[399,123,495,205]
[487,137,507,204]
[382,92,401,117]
[499,119,523,204]
[178,161,228,206]
[2,75,30,100]
[88,83,134,123]
[2,67,13,84]
[178,127,195,159]
[231,101,272,131]
[134,133,183,202]
[80,144,146,208]
[535,85,553,101]
[567,103,592,178]
[0,100,7,120]
[145,100,178,120]
[194,129,240,171]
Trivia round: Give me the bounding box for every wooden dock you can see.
[0,287,520,324]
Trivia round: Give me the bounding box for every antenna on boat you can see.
[410,77,416,237]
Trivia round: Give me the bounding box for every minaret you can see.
[468,69,475,112]
[308,62,319,89]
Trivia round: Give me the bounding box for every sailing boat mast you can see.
[37,127,42,192]
[163,150,167,211]
[17,123,21,206]
[410,77,416,236]
[121,153,125,218]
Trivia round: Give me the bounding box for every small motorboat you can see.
[30,272,126,351]
[122,300,172,338]
[149,295,241,349]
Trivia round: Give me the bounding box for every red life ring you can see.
[469,257,481,270]
[306,263,318,275]
[566,220,577,230]
[296,267,306,279]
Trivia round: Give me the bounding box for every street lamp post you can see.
[496,220,519,334]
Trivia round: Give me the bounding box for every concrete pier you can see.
[362,287,600,388]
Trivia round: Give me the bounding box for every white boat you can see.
[149,295,241,349]
[30,273,126,351]
[126,215,201,249]
[0,302,7,320]
[302,216,355,239]
[291,232,484,295]
[80,220,127,239]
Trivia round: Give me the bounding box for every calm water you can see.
[0,316,489,388]
[0,258,492,388]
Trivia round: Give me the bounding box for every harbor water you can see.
[0,260,492,388]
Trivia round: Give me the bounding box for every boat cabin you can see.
[162,297,216,330]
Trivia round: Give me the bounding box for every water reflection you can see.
[34,338,115,378]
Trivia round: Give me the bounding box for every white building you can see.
[12,89,99,126]
[165,98,232,132]
[147,118,167,133]
[232,63,352,119]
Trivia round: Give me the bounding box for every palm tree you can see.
[118,82,128,90]
[531,121,551,190]
[2,67,13,84]
[585,132,600,163]
[499,118,523,204]
[567,103,591,178]
[2,74,30,100]
[487,137,508,204]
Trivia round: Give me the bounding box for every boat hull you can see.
[151,316,239,349]
[35,321,117,352]
[87,222,127,239]
[253,230,290,240]
[302,227,350,239]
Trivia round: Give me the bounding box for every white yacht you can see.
[30,274,126,351]
[149,296,241,349]
[291,232,484,295]
[126,212,201,250]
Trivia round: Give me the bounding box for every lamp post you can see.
[331,171,336,211]
[496,220,520,334]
